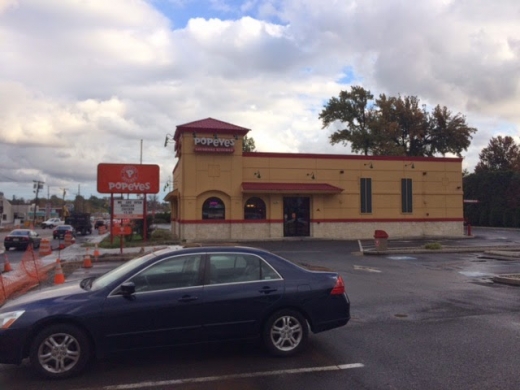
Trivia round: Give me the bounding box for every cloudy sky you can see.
[1,0,519,202]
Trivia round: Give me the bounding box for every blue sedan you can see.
[0,246,350,379]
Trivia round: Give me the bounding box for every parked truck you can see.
[41,218,64,229]
[64,213,92,235]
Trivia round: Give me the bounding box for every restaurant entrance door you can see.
[283,197,310,237]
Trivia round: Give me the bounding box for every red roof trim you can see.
[243,152,463,163]
[241,182,343,193]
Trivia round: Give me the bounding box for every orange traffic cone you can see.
[54,259,65,284]
[93,244,100,261]
[3,254,12,272]
[82,249,92,269]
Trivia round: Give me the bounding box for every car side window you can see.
[129,255,202,293]
[208,254,281,285]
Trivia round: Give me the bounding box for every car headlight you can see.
[0,310,25,329]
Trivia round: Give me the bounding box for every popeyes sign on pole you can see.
[97,163,160,194]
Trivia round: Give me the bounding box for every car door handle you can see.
[178,295,198,302]
[259,287,277,294]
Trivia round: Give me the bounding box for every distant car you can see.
[3,229,41,250]
[94,220,105,229]
[52,225,76,240]
[0,246,350,379]
[41,218,64,229]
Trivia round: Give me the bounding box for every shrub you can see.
[424,242,442,250]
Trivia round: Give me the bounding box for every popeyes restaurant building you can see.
[164,118,465,242]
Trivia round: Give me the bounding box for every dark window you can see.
[360,178,372,213]
[207,254,281,285]
[202,197,225,220]
[401,178,413,213]
[244,197,266,220]
[130,255,202,292]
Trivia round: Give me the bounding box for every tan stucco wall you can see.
[167,126,464,242]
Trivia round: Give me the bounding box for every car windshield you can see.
[90,252,158,291]
[11,230,29,236]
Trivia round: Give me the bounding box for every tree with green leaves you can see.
[319,86,477,157]
[475,135,520,173]
[243,135,256,152]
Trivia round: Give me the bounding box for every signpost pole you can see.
[143,194,147,242]
[120,227,124,254]
[110,193,114,245]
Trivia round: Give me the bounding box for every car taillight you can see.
[330,275,345,295]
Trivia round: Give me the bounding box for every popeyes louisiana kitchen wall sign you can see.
[193,137,235,153]
[97,163,160,194]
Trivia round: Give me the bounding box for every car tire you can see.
[30,323,92,379]
[263,309,308,356]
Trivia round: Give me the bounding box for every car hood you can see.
[1,282,88,311]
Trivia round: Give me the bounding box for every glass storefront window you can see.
[244,197,266,220]
[202,197,225,220]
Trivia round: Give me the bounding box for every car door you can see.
[99,254,205,352]
[202,253,284,341]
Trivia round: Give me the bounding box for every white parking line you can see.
[82,363,364,390]
[354,265,381,273]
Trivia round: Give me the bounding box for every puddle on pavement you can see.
[387,256,416,261]
[459,271,493,278]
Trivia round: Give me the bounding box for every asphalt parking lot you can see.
[1,227,520,390]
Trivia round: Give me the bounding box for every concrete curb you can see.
[492,275,520,286]
[363,246,520,255]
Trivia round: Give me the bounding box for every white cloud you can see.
[0,0,519,201]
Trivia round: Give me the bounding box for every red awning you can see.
[241,182,343,194]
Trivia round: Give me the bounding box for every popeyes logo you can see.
[97,163,160,194]
[194,137,235,153]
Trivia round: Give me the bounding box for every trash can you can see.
[374,230,389,251]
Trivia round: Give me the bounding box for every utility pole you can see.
[32,180,44,227]
[60,188,69,218]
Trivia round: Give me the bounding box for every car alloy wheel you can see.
[263,309,308,356]
[30,324,91,379]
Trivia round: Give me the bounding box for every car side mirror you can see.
[120,282,136,296]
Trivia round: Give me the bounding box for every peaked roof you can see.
[173,118,250,142]
[178,118,249,131]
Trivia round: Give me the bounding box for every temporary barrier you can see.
[64,232,73,247]
[54,259,65,284]
[3,254,12,272]
[82,249,92,269]
[38,238,52,256]
[20,245,46,283]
